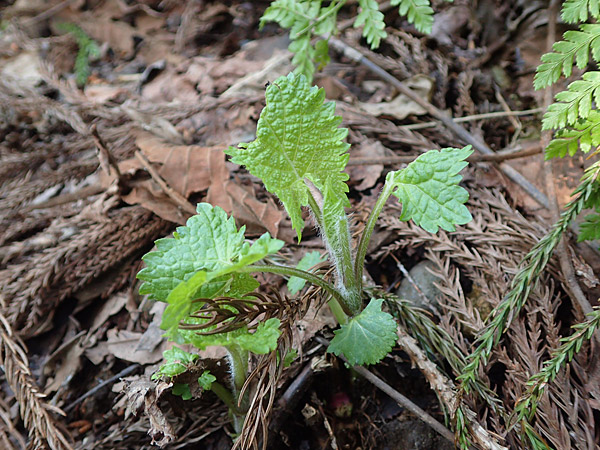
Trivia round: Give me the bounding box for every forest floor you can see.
[1,0,599,449]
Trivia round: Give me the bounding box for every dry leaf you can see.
[348,139,388,191]
[358,75,433,120]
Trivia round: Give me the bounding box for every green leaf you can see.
[328,298,397,366]
[542,71,600,130]
[198,371,216,390]
[161,232,284,335]
[282,348,298,367]
[577,213,600,242]
[388,146,473,233]
[354,0,387,49]
[172,383,192,400]
[235,318,282,354]
[151,347,198,380]
[535,24,600,90]
[138,203,245,302]
[181,318,281,354]
[391,0,434,34]
[545,110,600,159]
[288,251,326,294]
[226,72,350,239]
[562,0,600,23]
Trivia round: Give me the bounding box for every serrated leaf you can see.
[226,72,350,239]
[161,232,284,335]
[388,146,473,233]
[545,111,600,159]
[288,251,326,294]
[172,383,192,400]
[235,318,281,354]
[534,24,600,90]
[138,203,245,302]
[354,0,387,49]
[577,213,600,242]
[328,298,397,366]
[152,347,198,380]
[391,0,434,34]
[542,71,600,130]
[562,0,600,23]
[198,371,216,390]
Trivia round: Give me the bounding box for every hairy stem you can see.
[354,178,396,286]
[227,345,249,434]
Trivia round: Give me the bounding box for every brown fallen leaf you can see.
[122,378,175,448]
[208,178,284,239]
[347,138,388,191]
[358,75,434,120]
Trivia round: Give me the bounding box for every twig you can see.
[134,150,197,215]
[400,108,543,131]
[314,337,455,443]
[328,37,550,209]
[91,125,121,180]
[541,0,593,317]
[347,141,542,166]
[63,364,139,413]
[396,327,508,450]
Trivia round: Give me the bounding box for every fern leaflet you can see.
[535,24,600,89]
[354,0,387,49]
[562,0,600,23]
[542,71,600,130]
[545,110,600,158]
[391,0,434,34]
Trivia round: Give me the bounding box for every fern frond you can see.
[354,0,387,49]
[391,0,434,34]
[545,110,600,158]
[534,24,600,90]
[562,0,600,23]
[542,71,600,130]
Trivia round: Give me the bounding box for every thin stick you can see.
[541,0,593,317]
[400,108,543,131]
[314,337,455,443]
[396,327,508,450]
[347,141,541,166]
[63,364,139,413]
[328,37,550,209]
[134,150,197,215]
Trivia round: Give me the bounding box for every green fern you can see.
[56,23,100,86]
[354,0,387,48]
[545,110,600,158]
[260,0,439,80]
[535,24,600,90]
[562,0,600,23]
[391,0,434,34]
[542,71,600,130]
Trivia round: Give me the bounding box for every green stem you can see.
[226,346,249,434]
[210,381,239,413]
[354,178,396,287]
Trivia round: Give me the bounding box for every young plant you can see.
[55,23,100,87]
[138,72,472,437]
